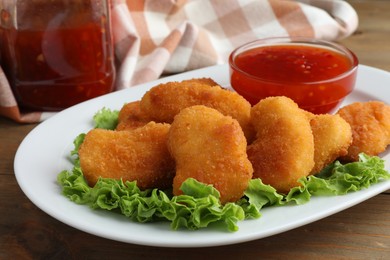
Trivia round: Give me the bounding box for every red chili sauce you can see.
[0,12,115,111]
[230,44,357,114]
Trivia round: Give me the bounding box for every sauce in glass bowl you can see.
[229,37,359,114]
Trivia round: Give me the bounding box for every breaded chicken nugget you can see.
[117,78,220,131]
[247,96,314,194]
[180,77,221,87]
[140,80,255,142]
[337,101,390,161]
[79,122,175,189]
[309,114,352,174]
[168,105,253,204]
[116,101,151,131]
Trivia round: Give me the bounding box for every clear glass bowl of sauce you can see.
[229,37,359,114]
[0,0,115,111]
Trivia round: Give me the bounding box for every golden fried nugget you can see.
[247,96,314,194]
[116,101,151,131]
[168,105,253,204]
[140,80,255,142]
[337,101,390,161]
[117,78,219,131]
[180,77,221,87]
[309,114,352,174]
[79,122,175,189]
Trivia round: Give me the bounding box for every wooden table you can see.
[1,1,389,258]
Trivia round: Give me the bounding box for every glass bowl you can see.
[229,37,359,114]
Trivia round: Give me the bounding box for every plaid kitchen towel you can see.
[0,0,358,123]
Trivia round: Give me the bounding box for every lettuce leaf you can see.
[242,179,284,212]
[243,154,390,209]
[93,107,119,130]
[284,153,390,204]
[70,133,85,159]
[58,169,245,231]
[58,153,390,232]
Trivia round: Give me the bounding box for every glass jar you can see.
[0,0,115,111]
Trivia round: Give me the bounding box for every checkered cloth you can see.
[0,0,358,123]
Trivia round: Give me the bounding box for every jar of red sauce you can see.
[0,0,115,111]
[229,37,359,114]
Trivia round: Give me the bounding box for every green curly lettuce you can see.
[57,108,390,232]
[93,107,119,130]
[58,169,245,231]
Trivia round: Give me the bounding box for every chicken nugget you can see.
[168,105,253,204]
[79,122,175,189]
[140,80,255,142]
[117,78,220,131]
[248,96,314,194]
[180,77,221,87]
[337,101,390,161]
[116,101,151,131]
[309,114,352,174]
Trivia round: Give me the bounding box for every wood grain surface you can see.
[1,1,389,259]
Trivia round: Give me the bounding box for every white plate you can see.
[14,64,390,248]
